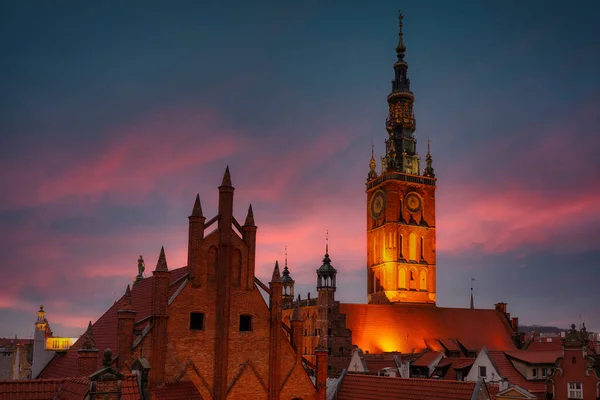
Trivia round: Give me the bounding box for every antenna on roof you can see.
[470,278,475,309]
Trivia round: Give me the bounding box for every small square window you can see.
[479,366,487,377]
[190,312,204,330]
[240,315,252,331]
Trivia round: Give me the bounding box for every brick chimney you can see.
[494,302,507,314]
[511,317,519,332]
[117,285,136,370]
[315,348,328,400]
[77,322,99,376]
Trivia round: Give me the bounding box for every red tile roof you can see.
[504,350,561,364]
[153,380,203,400]
[412,351,442,367]
[0,378,63,400]
[340,303,517,354]
[54,378,89,400]
[525,340,563,352]
[486,350,545,396]
[39,267,189,378]
[362,353,399,373]
[436,357,474,380]
[337,373,480,400]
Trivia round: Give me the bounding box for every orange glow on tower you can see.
[366,12,437,305]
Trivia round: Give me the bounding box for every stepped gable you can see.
[339,303,516,354]
[39,266,189,378]
[337,374,482,400]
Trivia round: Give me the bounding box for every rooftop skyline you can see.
[1,0,599,338]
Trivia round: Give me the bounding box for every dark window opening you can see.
[572,356,577,364]
[190,312,204,330]
[328,328,332,335]
[339,347,344,355]
[240,315,252,331]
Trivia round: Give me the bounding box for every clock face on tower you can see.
[405,192,422,213]
[370,191,386,219]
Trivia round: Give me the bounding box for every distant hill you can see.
[519,325,564,333]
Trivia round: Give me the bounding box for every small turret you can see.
[316,234,337,291]
[423,140,435,178]
[281,247,295,307]
[77,322,99,376]
[188,194,206,287]
[368,144,378,180]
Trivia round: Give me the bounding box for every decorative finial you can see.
[326,230,329,255]
[396,10,406,60]
[155,247,168,272]
[191,194,203,217]
[221,166,232,187]
[271,260,281,282]
[244,204,255,226]
[102,348,112,367]
[285,246,288,269]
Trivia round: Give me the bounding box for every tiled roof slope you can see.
[504,350,561,364]
[412,351,441,367]
[340,303,516,354]
[337,374,479,400]
[54,377,89,400]
[525,340,563,352]
[362,353,399,372]
[153,380,203,400]
[0,378,63,400]
[486,351,545,396]
[39,267,189,378]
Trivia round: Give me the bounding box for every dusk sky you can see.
[1,1,599,339]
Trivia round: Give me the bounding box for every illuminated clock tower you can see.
[366,12,437,305]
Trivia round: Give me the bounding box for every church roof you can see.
[39,266,190,379]
[337,374,483,400]
[339,303,517,354]
[153,380,203,400]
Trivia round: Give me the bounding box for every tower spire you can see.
[368,143,377,180]
[470,278,475,309]
[191,194,203,217]
[396,10,406,61]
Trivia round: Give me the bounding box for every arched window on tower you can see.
[420,269,427,291]
[398,267,406,289]
[409,269,417,290]
[399,233,404,259]
[409,233,417,261]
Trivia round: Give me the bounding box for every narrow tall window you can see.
[409,233,417,261]
[239,315,252,331]
[190,312,205,330]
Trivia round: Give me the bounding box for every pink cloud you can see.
[1,109,246,211]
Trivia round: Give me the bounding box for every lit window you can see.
[190,312,204,330]
[479,366,487,378]
[240,315,252,332]
[568,382,583,399]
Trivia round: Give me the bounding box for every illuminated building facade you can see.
[366,12,437,305]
